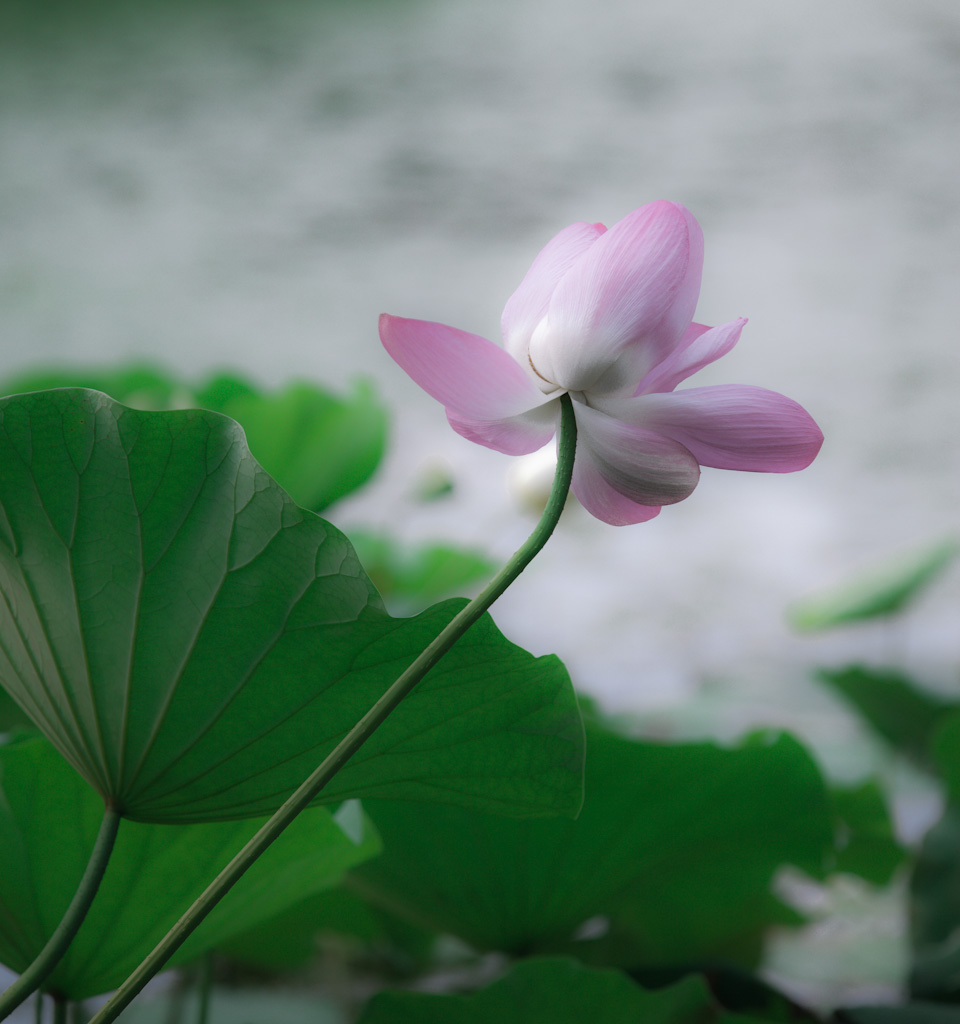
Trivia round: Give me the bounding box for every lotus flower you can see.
[380,201,823,526]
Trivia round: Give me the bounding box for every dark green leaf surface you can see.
[829,781,904,885]
[221,885,433,973]
[817,666,959,769]
[0,738,379,999]
[631,964,822,1021]
[909,803,960,1001]
[834,1007,960,1023]
[933,714,960,801]
[349,721,832,967]
[789,538,959,631]
[357,958,757,1024]
[220,889,384,971]
[0,389,583,822]
[0,680,33,735]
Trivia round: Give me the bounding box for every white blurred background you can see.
[3,0,956,731]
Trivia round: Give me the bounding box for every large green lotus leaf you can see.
[788,537,959,631]
[0,738,379,1000]
[0,389,584,822]
[348,721,832,966]
[357,958,757,1024]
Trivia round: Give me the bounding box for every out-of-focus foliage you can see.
[356,958,759,1024]
[789,538,959,631]
[909,804,960,1003]
[347,719,835,968]
[0,363,387,513]
[829,781,904,885]
[348,530,496,613]
[817,667,960,771]
[834,1007,960,1023]
[795,542,960,1020]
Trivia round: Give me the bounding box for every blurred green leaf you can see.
[412,464,456,503]
[933,714,960,802]
[908,802,960,1002]
[110,986,346,1024]
[835,1005,960,1022]
[221,886,433,974]
[631,964,821,1022]
[349,721,832,970]
[219,888,382,971]
[348,530,496,611]
[829,781,904,885]
[206,377,388,513]
[0,364,388,512]
[357,958,760,1024]
[789,538,959,631]
[817,666,959,769]
[0,738,379,1000]
[0,388,584,823]
[191,372,260,409]
[0,363,185,410]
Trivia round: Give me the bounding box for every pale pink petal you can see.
[379,314,551,421]
[446,401,559,456]
[573,401,701,510]
[530,202,704,395]
[572,453,663,526]
[500,221,606,363]
[610,385,824,472]
[637,318,746,395]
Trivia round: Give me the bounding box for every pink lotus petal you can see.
[573,401,701,508]
[446,401,559,456]
[530,202,704,394]
[379,314,551,421]
[637,318,746,395]
[501,221,606,363]
[615,385,825,472]
[572,453,663,526]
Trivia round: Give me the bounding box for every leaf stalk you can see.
[0,805,122,1020]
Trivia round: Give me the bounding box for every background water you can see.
[2,0,959,1005]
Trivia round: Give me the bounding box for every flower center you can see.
[528,354,563,395]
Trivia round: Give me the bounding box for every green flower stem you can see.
[0,805,122,1020]
[196,953,212,1024]
[89,394,578,1024]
